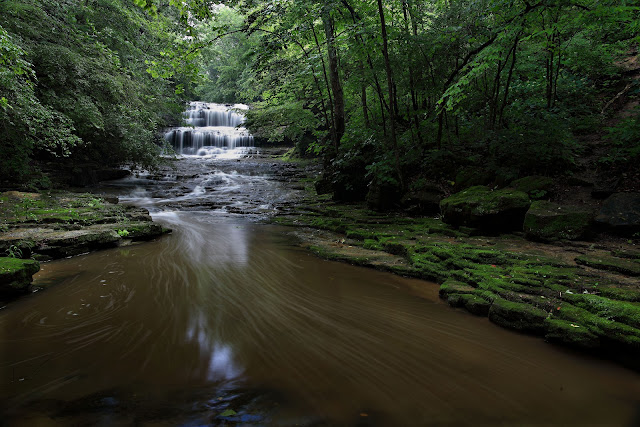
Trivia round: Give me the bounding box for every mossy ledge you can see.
[0,191,170,262]
[0,257,40,295]
[272,186,640,367]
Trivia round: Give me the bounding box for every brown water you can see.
[2,159,640,426]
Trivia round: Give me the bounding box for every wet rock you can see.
[448,294,492,316]
[401,184,444,215]
[366,181,401,211]
[488,297,547,334]
[509,176,554,200]
[524,201,594,241]
[594,192,640,235]
[544,318,600,349]
[439,279,475,298]
[314,176,333,195]
[440,186,531,231]
[0,257,40,294]
[592,177,621,199]
[567,176,594,187]
[575,254,640,276]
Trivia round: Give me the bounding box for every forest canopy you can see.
[0,0,199,184]
[193,0,640,204]
[1,0,639,199]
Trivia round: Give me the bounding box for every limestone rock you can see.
[595,192,640,235]
[509,176,554,200]
[0,257,40,294]
[524,201,594,241]
[440,186,531,231]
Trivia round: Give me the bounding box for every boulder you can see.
[594,192,640,235]
[509,176,554,200]
[366,181,402,211]
[454,168,494,191]
[401,183,444,215]
[524,201,594,241]
[0,257,40,295]
[440,186,531,231]
[591,177,621,199]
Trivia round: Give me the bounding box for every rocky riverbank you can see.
[0,191,169,297]
[271,169,640,368]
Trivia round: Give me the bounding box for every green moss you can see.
[439,186,531,230]
[488,297,548,334]
[510,176,554,199]
[611,249,640,260]
[524,201,593,241]
[440,186,530,215]
[0,257,40,292]
[576,254,640,276]
[543,318,600,349]
[597,286,640,302]
[362,239,383,251]
[561,293,640,329]
[439,279,476,298]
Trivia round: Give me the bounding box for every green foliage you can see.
[0,0,190,185]
[601,106,640,166]
[191,0,638,198]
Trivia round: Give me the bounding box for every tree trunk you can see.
[377,0,403,188]
[322,5,345,152]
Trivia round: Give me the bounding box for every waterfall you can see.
[165,102,255,157]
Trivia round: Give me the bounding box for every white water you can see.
[165,102,255,158]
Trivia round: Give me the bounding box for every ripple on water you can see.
[2,160,640,425]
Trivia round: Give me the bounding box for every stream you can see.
[1,104,640,426]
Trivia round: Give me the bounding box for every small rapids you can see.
[1,154,640,426]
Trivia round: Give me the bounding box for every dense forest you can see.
[1,0,639,206]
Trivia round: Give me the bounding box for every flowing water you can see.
[164,102,254,157]
[2,127,640,425]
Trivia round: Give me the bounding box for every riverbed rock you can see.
[366,181,402,211]
[575,254,640,276]
[0,191,169,261]
[488,297,548,334]
[594,192,640,235]
[591,177,620,199]
[543,318,601,349]
[524,201,594,241]
[509,176,554,200]
[440,186,531,231]
[401,183,444,215]
[0,257,40,294]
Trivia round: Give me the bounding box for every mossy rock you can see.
[509,176,554,200]
[575,254,640,276]
[594,192,640,235]
[454,169,494,191]
[0,257,40,294]
[439,279,476,298]
[440,186,531,231]
[462,294,492,316]
[446,293,491,315]
[488,297,548,334]
[544,318,600,349]
[524,201,594,241]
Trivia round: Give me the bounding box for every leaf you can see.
[220,409,237,417]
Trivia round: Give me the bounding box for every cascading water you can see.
[164,102,255,157]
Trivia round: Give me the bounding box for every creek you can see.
[1,104,640,426]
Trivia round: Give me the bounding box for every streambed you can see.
[2,155,640,426]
